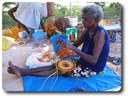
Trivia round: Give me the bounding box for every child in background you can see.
[8,2,46,41]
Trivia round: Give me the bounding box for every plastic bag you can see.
[2,26,21,40]
[32,30,47,40]
[2,36,15,51]
[26,52,53,68]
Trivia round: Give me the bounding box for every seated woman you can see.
[7,4,109,78]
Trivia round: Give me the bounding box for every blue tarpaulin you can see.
[22,65,121,92]
[32,30,47,40]
[20,30,47,40]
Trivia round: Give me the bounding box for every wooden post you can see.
[47,2,55,23]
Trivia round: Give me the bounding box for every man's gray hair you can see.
[82,3,104,22]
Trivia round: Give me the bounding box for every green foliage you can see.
[2,12,16,29]
[2,2,16,29]
[2,2,15,10]
[55,5,70,19]
[103,3,121,19]
[72,6,80,16]
[109,2,122,10]
[88,2,121,19]
[88,2,106,8]
[2,2,121,29]
[72,6,82,21]
[55,2,121,21]
[55,5,82,21]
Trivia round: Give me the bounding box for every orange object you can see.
[58,47,76,58]
[44,23,59,37]
[2,26,23,40]
[10,26,22,40]
[18,41,25,45]
[42,51,51,58]
[37,50,53,62]
[99,19,114,25]
[56,60,76,72]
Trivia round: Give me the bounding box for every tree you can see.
[72,5,81,16]
[55,5,70,18]
[87,2,106,8]
[2,2,15,11]
[109,2,121,11]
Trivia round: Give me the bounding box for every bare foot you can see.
[8,61,21,77]
[7,67,15,74]
[26,38,30,42]
[25,37,34,44]
[26,36,31,40]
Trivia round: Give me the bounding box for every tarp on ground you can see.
[23,65,121,92]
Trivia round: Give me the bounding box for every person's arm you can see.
[73,29,86,47]
[40,18,46,32]
[8,6,18,22]
[68,30,105,65]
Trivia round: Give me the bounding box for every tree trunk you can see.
[47,2,55,23]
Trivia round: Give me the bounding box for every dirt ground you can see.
[2,37,121,91]
[2,39,53,91]
[107,39,121,76]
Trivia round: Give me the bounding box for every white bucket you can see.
[66,16,78,27]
